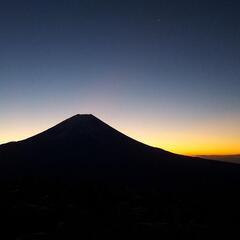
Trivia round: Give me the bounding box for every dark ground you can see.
[1,177,240,240]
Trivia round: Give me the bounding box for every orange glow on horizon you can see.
[0,113,239,156]
[1,133,239,155]
[1,131,239,156]
[112,116,240,156]
[127,135,240,156]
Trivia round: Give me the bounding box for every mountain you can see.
[0,114,239,185]
[1,114,240,239]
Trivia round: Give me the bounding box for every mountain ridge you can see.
[0,114,239,185]
[0,114,172,158]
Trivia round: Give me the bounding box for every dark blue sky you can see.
[1,0,240,154]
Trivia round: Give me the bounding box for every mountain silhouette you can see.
[0,114,239,188]
[1,114,240,239]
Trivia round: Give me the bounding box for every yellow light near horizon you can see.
[1,135,239,155]
[154,143,240,156]
[0,131,37,144]
[132,135,240,156]
[117,123,240,156]
[1,116,239,156]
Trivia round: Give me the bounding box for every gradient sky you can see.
[1,0,240,155]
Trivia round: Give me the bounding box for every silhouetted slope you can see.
[198,154,240,164]
[0,114,239,188]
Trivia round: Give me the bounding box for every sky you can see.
[1,0,240,155]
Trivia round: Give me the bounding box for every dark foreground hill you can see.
[0,114,240,239]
